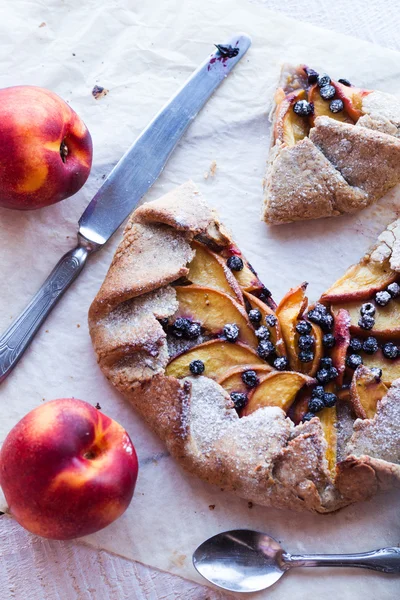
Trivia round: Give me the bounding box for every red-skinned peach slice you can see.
[330,309,351,385]
[187,241,244,303]
[301,323,324,378]
[274,89,310,147]
[308,83,353,126]
[165,340,264,381]
[243,291,286,356]
[331,298,400,339]
[216,364,273,395]
[362,350,400,387]
[276,283,308,372]
[332,81,371,122]
[173,285,258,348]
[321,258,397,303]
[220,246,267,298]
[241,371,313,417]
[288,386,312,425]
[350,365,388,420]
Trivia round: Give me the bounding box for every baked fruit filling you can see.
[273,65,371,147]
[163,237,400,472]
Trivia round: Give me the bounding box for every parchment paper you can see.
[0,1,399,598]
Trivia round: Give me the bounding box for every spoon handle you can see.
[283,547,400,574]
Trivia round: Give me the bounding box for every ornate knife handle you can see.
[283,547,400,574]
[0,234,100,382]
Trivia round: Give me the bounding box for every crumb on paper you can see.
[92,85,109,100]
[77,324,80,328]
[208,504,216,510]
[248,501,253,509]
[42,398,45,402]
[45,330,49,333]
[39,22,46,28]
[95,402,101,410]
[171,551,186,568]
[204,159,217,179]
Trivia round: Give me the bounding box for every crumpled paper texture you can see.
[0,1,399,598]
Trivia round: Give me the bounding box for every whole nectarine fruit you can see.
[0,86,92,210]
[0,399,138,540]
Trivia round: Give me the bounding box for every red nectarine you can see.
[0,398,138,540]
[0,86,92,210]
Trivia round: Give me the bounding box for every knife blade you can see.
[0,33,251,381]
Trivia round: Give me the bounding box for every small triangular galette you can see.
[263,64,400,224]
[89,181,400,513]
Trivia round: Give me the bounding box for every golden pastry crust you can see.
[89,181,400,513]
[262,66,400,225]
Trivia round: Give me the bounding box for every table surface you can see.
[2,1,400,598]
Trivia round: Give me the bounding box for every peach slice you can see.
[216,364,273,395]
[165,340,264,380]
[187,242,243,303]
[350,365,388,420]
[319,405,337,475]
[332,81,371,122]
[331,298,400,338]
[321,258,397,303]
[276,283,308,372]
[243,291,286,356]
[288,386,312,425]
[362,350,400,387]
[174,285,258,348]
[241,371,313,417]
[330,309,351,385]
[308,83,353,126]
[274,89,310,147]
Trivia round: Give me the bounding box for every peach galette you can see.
[263,64,400,224]
[89,182,400,513]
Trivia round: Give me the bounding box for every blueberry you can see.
[317,74,331,87]
[189,359,205,375]
[323,333,336,348]
[226,255,243,271]
[172,317,191,338]
[223,323,240,343]
[312,385,325,399]
[323,392,337,408]
[303,66,319,84]
[265,314,277,327]
[186,322,202,339]
[273,356,289,371]
[316,368,330,384]
[255,326,270,340]
[257,340,275,360]
[307,305,332,331]
[382,342,398,360]
[330,99,344,113]
[349,337,363,352]
[298,334,315,350]
[248,308,262,324]
[346,354,363,369]
[320,85,336,100]
[320,357,333,368]
[308,397,325,413]
[242,369,259,388]
[320,314,334,332]
[360,302,376,317]
[375,291,391,306]
[259,287,272,302]
[299,350,314,363]
[362,336,379,355]
[230,392,247,411]
[358,315,375,330]
[370,367,383,380]
[338,78,351,86]
[302,412,315,422]
[293,100,314,116]
[328,366,339,381]
[387,282,400,298]
[296,320,312,335]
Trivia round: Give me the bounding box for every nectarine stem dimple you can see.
[60,140,68,163]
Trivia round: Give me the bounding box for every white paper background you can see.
[0,1,399,598]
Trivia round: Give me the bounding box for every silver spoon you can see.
[193,529,400,593]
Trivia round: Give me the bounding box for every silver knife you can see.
[0,34,251,382]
